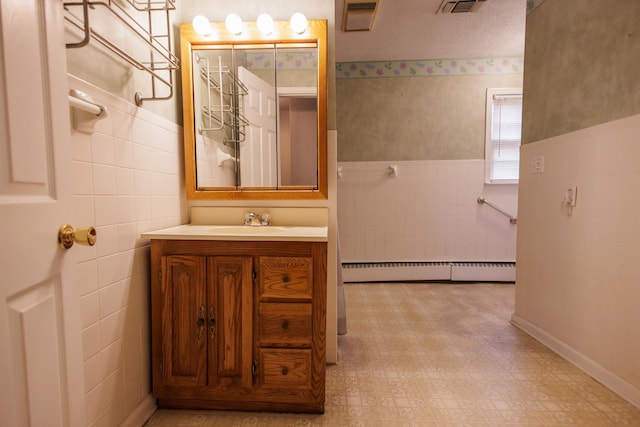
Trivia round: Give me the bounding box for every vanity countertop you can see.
[141,224,328,242]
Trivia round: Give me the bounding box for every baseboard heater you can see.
[341,261,515,283]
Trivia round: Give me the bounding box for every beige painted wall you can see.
[522,0,640,144]
[337,73,523,161]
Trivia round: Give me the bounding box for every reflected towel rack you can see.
[197,54,248,144]
[63,0,179,106]
[477,196,517,224]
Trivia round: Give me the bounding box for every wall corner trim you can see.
[119,395,158,427]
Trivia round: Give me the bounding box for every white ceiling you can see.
[335,0,527,62]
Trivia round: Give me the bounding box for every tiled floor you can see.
[145,283,640,426]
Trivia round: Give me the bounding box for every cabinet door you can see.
[208,256,254,387]
[161,256,207,387]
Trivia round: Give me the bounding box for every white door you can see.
[238,66,277,187]
[0,1,86,426]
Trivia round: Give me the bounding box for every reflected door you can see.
[238,66,277,187]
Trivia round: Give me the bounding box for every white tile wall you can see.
[69,75,185,426]
[337,160,518,263]
[514,113,640,405]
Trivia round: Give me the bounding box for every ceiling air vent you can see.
[342,0,379,32]
[437,0,487,14]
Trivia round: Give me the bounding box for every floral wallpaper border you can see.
[245,51,317,70]
[336,57,524,79]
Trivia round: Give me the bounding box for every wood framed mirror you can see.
[180,19,328,200]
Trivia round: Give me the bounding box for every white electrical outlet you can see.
[531,155,544,174]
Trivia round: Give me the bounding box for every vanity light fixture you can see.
[192,14,212,36]
[257,13,274,35]
[197,12,309,36]
[290,12,308,34]
[225,13,244,35]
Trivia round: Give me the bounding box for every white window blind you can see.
[485,88,522,184]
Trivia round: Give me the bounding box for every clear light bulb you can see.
[290,13,308,34]
[191,15,211,36]
[257,13,274,35]
[225,13,244,35]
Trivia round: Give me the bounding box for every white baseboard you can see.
[342,261,515,283]
[119,394,157,427]
[511,313,640,409]
[342,262,451,282]
[450,262,515,282]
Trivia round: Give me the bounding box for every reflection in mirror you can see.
[192,46,316,190]
[275,47,318,187]
[239,48,277,188]
[180,20,327,200]
[192,48,238,190]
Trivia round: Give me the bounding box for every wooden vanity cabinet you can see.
[149,239,327,413]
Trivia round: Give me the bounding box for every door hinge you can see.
[158,268,162,280]
[252,359,258,377]
[252,268,257,282]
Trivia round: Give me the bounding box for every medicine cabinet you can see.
[180,20,328,200]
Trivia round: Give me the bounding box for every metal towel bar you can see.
[63,0,178,106]
[477,197,517,224]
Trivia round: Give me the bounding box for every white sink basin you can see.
[141,224,328,242]
[209,226,288,234]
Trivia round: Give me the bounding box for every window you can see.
[485,88,522,184]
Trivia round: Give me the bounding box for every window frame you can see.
[484,87,523,185]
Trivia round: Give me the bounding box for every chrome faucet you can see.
[244,211,260,226]
[244,211,271,226]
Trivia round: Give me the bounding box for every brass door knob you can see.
[58,225,97,249]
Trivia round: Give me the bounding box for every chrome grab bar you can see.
[68,90,106,117]
[477,197,517,224]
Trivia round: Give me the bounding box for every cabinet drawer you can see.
[257,303,312,347]
[259,349,312,389]
[259,257,313,300]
